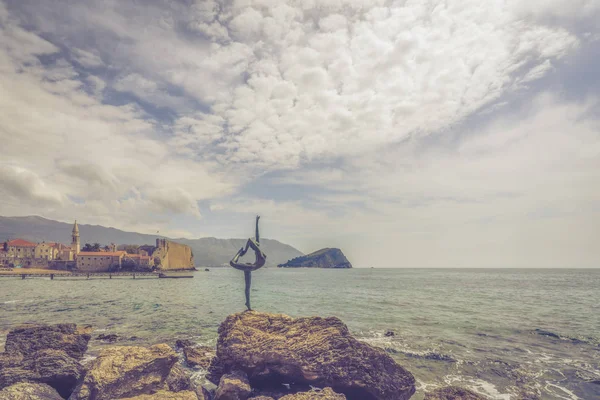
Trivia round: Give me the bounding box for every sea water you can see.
[1,268,599,399]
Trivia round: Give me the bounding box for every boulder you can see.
[424,386,488,400]
[166,364,193,392]
[118,390,200,400]
[208,312,415,400]
[0,349,84,398]
[70,344,178,400]
[184,346,216,369]
[5,324,91,360]
[0,382,63,400]
[214,371,252,400]
[280,388,346,399]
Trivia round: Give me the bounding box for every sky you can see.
[0,0,599,268]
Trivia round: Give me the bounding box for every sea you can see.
[1,268,599,400]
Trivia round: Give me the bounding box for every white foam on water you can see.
[2,300,21,304]
[415,379,438,392]
[81,354,97,365]
[443,375,512,400]
[545,383,581,400]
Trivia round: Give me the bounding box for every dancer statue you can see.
[230,215,267,310]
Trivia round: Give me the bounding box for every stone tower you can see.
[71,220,80,255]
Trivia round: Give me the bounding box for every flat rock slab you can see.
[208,312,415,400]
[280,388,346,399]
[424,386,488,400]
[70,344,178,400]
[119,390,200,400]
[0,382,63,400]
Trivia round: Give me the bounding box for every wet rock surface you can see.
[0,382,64,400]
[208,311,415,400]
[424,386,488,400]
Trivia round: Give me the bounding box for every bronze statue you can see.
[230,215,266,310]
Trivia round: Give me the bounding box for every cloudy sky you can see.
[1,0,599,267]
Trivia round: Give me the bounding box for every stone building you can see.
[5,239,36,259]
[35,242,57,260]
[76,251,126,271]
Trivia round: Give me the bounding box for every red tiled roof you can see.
[78,251,126,257]
[7,239,36,247]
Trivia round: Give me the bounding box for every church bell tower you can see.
[71,220,80,255]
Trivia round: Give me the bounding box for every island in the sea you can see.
[278,248,352,269]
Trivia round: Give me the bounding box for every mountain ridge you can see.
[0,215,304,268]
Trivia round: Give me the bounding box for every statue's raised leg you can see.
[244,270,252,311]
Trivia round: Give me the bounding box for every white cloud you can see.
[0,0,599,267]
[71,48,104,68]
[0,166,65,206]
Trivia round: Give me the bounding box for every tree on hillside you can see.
[118,244,139,254]
[82,243,101,252]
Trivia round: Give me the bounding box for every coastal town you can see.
[0,221,194,272]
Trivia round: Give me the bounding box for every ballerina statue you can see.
[230,215,267,310]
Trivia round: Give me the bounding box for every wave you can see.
[532,329,599,346]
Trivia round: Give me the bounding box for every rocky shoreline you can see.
[0,313,488,400]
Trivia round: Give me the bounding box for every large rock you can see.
[0,349,84,398]
[280,388,346,399]
[70,344,178,400]
[5,324,91,360]
[424,386,488,400]
[0,382,63,400]
[215,371,252,400]
[208,312,415,400]
[278,248,351,268]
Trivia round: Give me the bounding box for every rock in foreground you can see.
[208,311,415,400]
[0,324,90,398]
[277,248,352,268]
[0,382,63,400]
[70,344,180,400]
[5,323,91,360]
[424,386,488,400]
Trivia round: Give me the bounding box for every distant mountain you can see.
[0,215,304,268]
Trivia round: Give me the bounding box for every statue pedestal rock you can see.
[229,216,267,311]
